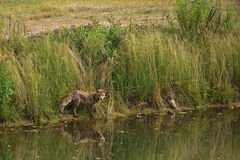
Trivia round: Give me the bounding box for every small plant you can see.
[176,0,211,34]
[0,62,16,120]
[83,25,107,61]
[106,21,124,48]
[209,84,238,104]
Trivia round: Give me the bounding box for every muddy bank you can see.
[1,103,239,128]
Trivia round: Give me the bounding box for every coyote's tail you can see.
[60,94,73,113]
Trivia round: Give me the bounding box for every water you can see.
[0,109,240,160]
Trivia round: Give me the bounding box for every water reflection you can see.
[60,120,105,146]
[0,109,240,160]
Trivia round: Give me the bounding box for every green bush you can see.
[0,62,16,120]
[176,0,237,37]
[105,21,126,58]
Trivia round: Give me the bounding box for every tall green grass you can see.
[176,0,238,38]
[113,32,204,107]
[0,0,239,121]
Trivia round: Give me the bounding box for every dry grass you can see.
[0,0,173,35]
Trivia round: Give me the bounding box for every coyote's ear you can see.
[97,89,105,93]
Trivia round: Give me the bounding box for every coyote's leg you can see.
[89,105,96,117]
[60,104,66,113]
[60,95,72,113]
[73,98,81,117]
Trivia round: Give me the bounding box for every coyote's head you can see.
[96,89,106,100]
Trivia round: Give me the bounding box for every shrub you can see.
[0,62,16,120]
[176,0,237,37]
[105,21,126,58]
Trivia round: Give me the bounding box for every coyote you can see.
[60,89,106,116]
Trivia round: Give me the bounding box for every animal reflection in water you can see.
[60,120,114,160]
[60,120,105,146]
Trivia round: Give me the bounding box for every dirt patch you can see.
[1,3,168,37]
[68,6,117,13]
[0,0,9,3]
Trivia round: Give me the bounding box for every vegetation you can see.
[0,63,16,120]
[0,0,239,121]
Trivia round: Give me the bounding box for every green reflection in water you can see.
[0,109,240,160]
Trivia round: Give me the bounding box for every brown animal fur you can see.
[60,89,106,116]
[161,89,177,109]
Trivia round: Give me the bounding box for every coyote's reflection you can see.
[59,120,113,160]
[60,120,105,145]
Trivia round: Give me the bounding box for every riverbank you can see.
[1,103,239,128]
[0,0,240,123]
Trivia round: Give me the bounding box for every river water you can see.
[0,109,240,160]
